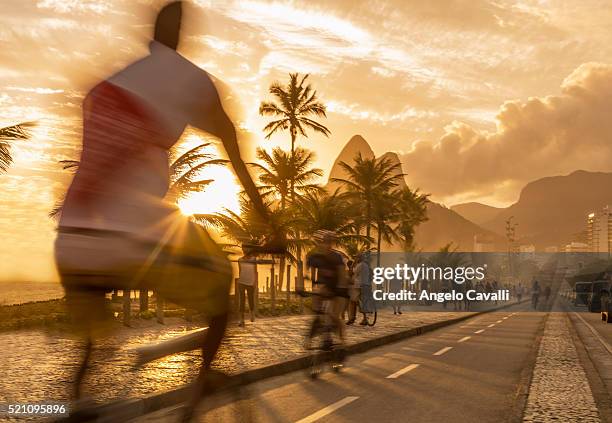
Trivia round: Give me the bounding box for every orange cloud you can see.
[401,62,612,205]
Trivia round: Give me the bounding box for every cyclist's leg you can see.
[330,296,347,344]
[309,285,327,336]
[203,313,228,369]
[182,314,228,422]
[61,278,114,401]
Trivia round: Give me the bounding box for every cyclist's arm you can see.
[191,76,269,221]
[210,108,268,220]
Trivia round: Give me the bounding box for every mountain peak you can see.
[451,202,503,226]
[342,135,375,160]
[327,135,375,184]
[378,151,407,188]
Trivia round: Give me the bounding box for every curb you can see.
[78,301,522,421]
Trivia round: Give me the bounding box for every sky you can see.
[2,0,612,281]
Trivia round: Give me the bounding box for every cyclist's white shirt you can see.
[59,41,219,241]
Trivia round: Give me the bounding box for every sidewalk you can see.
[1,307,480,406]
[523,313,601,422]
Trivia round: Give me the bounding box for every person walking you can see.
[516,283,524,303]
[346,260,360,325]
[463,279,473,311]
[354,252,374,325]
[342,260,354,321]
[237,249,257,326]
[390,275,403,315]
[492,280,499,305]
[531,279,541,309]
[544,285,551,304]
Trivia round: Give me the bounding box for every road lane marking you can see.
[295,396,359,423]
[474,329,485,334]
[487,324,495,328]
[433,346,453,356]
[502,317,508,320]
[496,320,503,323]
[386,363,420,379]
[458,336,471,343]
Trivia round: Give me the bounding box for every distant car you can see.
[587,280,611,313]
[601,289,612,323]
[574,282,591,307]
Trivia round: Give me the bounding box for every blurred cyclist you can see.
[54,1,276,420]
[304,230,348,350]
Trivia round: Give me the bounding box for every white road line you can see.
[474,329,485,334]
[458,336,471,343]
[295,396,359,423]
[487,324,495,328]
[502,317,508,320]
[386,363,420,379]
[496,320,503,323]
[433,346,453,356]
[573,312,612,355]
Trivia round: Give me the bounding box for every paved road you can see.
[135,302,552,422]
[0,310,474,406]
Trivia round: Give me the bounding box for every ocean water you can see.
[0,281,64,305]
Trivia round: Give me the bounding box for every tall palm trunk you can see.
[289,127,305,299]
[270,260,276,312]
[290,128,297,202]
[278,255,285,296]
[365,199,372,250]
[376,224,382,267]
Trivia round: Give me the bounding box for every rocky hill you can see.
[327,135,500,251]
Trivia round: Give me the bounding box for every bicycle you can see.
[298,289,347,378]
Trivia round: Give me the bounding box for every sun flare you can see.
[177,164,241,216]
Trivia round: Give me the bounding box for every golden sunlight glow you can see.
[178,165,241,216]
[174,133,242,216]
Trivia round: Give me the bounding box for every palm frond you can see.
[0,122,35,172]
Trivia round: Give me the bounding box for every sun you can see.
[178,164,241,216]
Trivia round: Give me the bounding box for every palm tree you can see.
[331,153,404,248]
[166,142,228,203]
[341,237,371,263]
[295,188,364,248]
[249,146,323,299]
[249,147,322,210]
[259,73,330,165]
[394,187,429,252]
[372,191,400,266]
[48,160,80,218]
[429,243,469,291]
[0,122,33,173]
[259,73,331,291]
[196,196,296,312]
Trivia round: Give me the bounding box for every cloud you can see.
[401,62,612,204]
[7,86,64,94]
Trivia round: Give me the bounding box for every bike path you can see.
[135,303,547,422]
